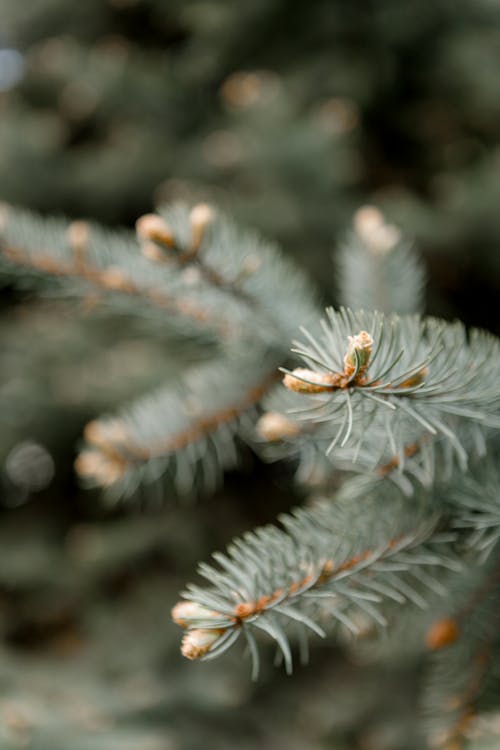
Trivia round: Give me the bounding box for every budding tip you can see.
[189,203,215,250]
[256,412,300,441]
[67,220,90,251]
[135,213,175,247]
[180,628,225,660]
[283,368,338,394]
[74,448,127,488]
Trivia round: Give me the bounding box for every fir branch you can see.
[0,203,320,348]
[256,382,492,494]
[75,356,280,501]
[336,205,425,315]
[155,203,320,342]
[173,477,454,676]
[281,307,500,470]
[0,205,236,340]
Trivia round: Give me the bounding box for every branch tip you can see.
[189,203,215,251]
[256,412,301,441]
[135,213,175,247]
[181,628,226,660]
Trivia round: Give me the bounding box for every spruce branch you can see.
[337,205,425,315]
[75,356,280,501]
[281,307,500,470]
[152,203,320,342]
[0,202,320,348]
[0,205,236,340]
[255,384,492,495]
[172,477,456,676]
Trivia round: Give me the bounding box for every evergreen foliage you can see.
[2,3,500,748]
[2,197,500,749]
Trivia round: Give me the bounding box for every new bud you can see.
[171,601,223,628]
[74,450,127,488]
[181,628,225,660]
[344,331,374,378]
[256,412,301,441]
[135,213,175,247]
[353,205,401,254]
[67,220,89,251]
[84,419,130,450]
[283,368,340,394]
[189,203,215,251]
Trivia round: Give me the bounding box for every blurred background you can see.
[1,1,500,748]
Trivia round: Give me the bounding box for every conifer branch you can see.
[0,203,320,347]
[281,307,500,470]
[0,206,236,339]
[256,382,493,493]
[337,205,425,315]
[173,477,455,676]
[75,357,280,500]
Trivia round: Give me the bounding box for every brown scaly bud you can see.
[256,412,301,441]
[171,601,223,629]
[425,618,460,650]
[74,450,127,488]
[344,331,374,379]
[189,203,215,252]
[283,368,341,394]
[181,628,225,660]
[135,213,175,248]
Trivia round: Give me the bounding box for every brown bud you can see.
[135,213,175,247]
[256,412,301,441]
[426,618,459,650]
[283,368,341,394]
[181,628,225,660]
[189,203,215,251]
